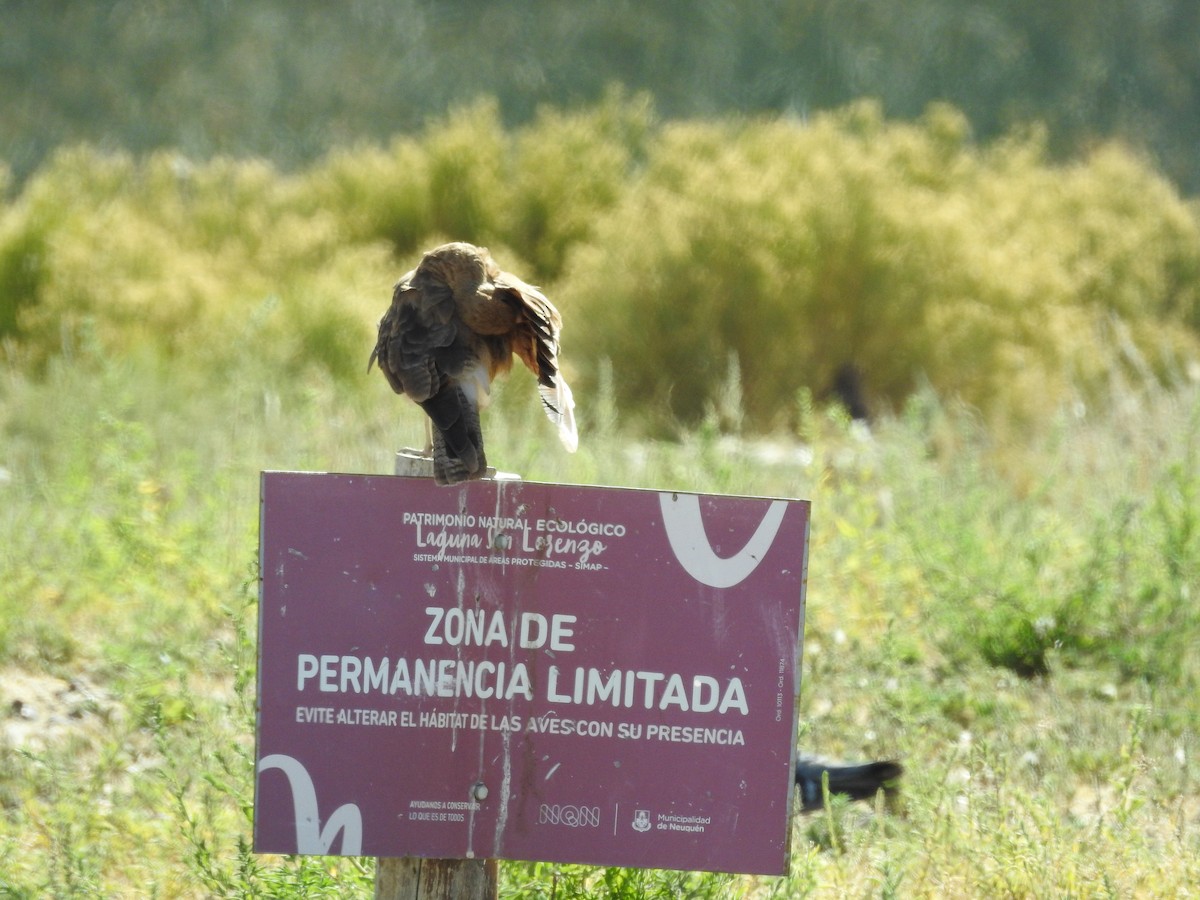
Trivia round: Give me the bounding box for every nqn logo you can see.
[538,804,601,828]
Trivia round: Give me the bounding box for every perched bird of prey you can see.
[795,755,903,811]
[369,242,577,485]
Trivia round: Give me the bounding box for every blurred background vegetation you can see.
[3,0,1200,192]
[2,95,1197,436]
[2,0,1199,436]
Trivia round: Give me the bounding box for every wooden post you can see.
[374,449,501,900]
[394,449,435,480]
[375,858,498,900]
[392,449,504,484]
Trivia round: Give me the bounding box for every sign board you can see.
[254,472,809,875]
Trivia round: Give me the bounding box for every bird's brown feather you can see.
[369,242,577,484]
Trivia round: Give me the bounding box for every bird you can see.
[795,755,903,811]
[369,242,577,485]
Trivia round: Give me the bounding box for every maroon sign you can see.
[254,472,809,875]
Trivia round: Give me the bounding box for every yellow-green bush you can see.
[2,97,1198,433]
[300,136,433,257]
[0,146,390,379]
[298,88,653,276]
[503,88,655,278]
[558,101,1200,431]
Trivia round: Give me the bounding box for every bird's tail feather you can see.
[795,756,903,811]
[539,377,578,453]
[422,388,486,485]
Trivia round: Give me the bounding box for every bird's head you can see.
[417,242,497,295]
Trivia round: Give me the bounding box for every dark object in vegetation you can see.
[369,242,577,485]
[828,363,871,421]
[795,755,903,811]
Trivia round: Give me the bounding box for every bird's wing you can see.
[490,272,578,453]
[369,270,462,402]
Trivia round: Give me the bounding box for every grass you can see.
[1,338,1198,897]
[2,94,1198,899]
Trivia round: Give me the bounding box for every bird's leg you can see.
[423,417,433,458]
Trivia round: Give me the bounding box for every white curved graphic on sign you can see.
[258,753,363,855]
[659,493,788,588]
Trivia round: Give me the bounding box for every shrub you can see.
[558,102,1200,433]
[2,98,1198,436]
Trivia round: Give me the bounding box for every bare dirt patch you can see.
[1,667,121,751]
